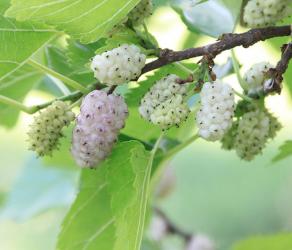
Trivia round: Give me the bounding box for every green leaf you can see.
[0,14,55,81]
[272,141,292,163]
[213,58,234,78]
[95,26,143,55]
[44,45,96,87]
[5,0,141,44]
[172,0,242,37]
[0,64,42,127]
[42,125,78,169]
[66,39,106,73]
[0,157,78,220]
[57,141,155,250]
[232,233,292,250]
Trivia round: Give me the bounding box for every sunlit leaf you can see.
[0,65,42,128]
[272,140,292,163]
[0,3,55,81]
[57,141,154,250]
[232,233,292,250]
[5,0,141,44]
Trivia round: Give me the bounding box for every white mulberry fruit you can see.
[91,44,146,86]
[234,109,281,161]
[196,80,235,141]
[243,62,273,97]
[71,90,128,168]
[139,74,190,130]
[243,0,291,28]
[27,101,75,156]
[129,0,153,25]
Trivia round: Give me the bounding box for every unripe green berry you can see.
[128,0,153,25]
[27,101,75,157]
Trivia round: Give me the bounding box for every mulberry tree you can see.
[0,0,292,250]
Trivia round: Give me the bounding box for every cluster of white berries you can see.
[186,234,215,250]
[222,109,281,161]
[139,74,190,130]
[128,0,153,25]
[27,101,75,157]
[196,80,235,141]
[243,62,273,97]
[243,0,291,28]
[90,44,146,86]
[71,90,128,168]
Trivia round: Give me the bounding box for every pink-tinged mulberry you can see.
[71,90,128,168]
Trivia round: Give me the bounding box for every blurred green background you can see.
[1,2,292,250]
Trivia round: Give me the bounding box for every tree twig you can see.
[155,207,192,241]
[140,25,291,76]
[265,42,292,94]
[107,85,117,95]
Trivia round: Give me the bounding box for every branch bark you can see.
[141,25,291,76]
[265,42,292,94]
[155,207,192,241]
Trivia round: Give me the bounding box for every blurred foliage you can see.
[232,233,292,250]
[272,141,292,163]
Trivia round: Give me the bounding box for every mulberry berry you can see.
[221,121,239,150]
[27,101,75,157]
[139,74,190,130]
[234,109,281,161]
[129,0,153,25]
[71,90,128,168]
[196,80,235,141]
[243,0,291,28]
[267,111,282,139]
[91,44,146,86]
[243,62,273,97]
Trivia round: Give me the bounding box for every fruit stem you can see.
[233,89,253,102]
[143,22,151,44]
[231,49,247,91]
[0,95,35,114]
[27,59,88,93]
[164,133,199,160]
[69,98,82,109]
